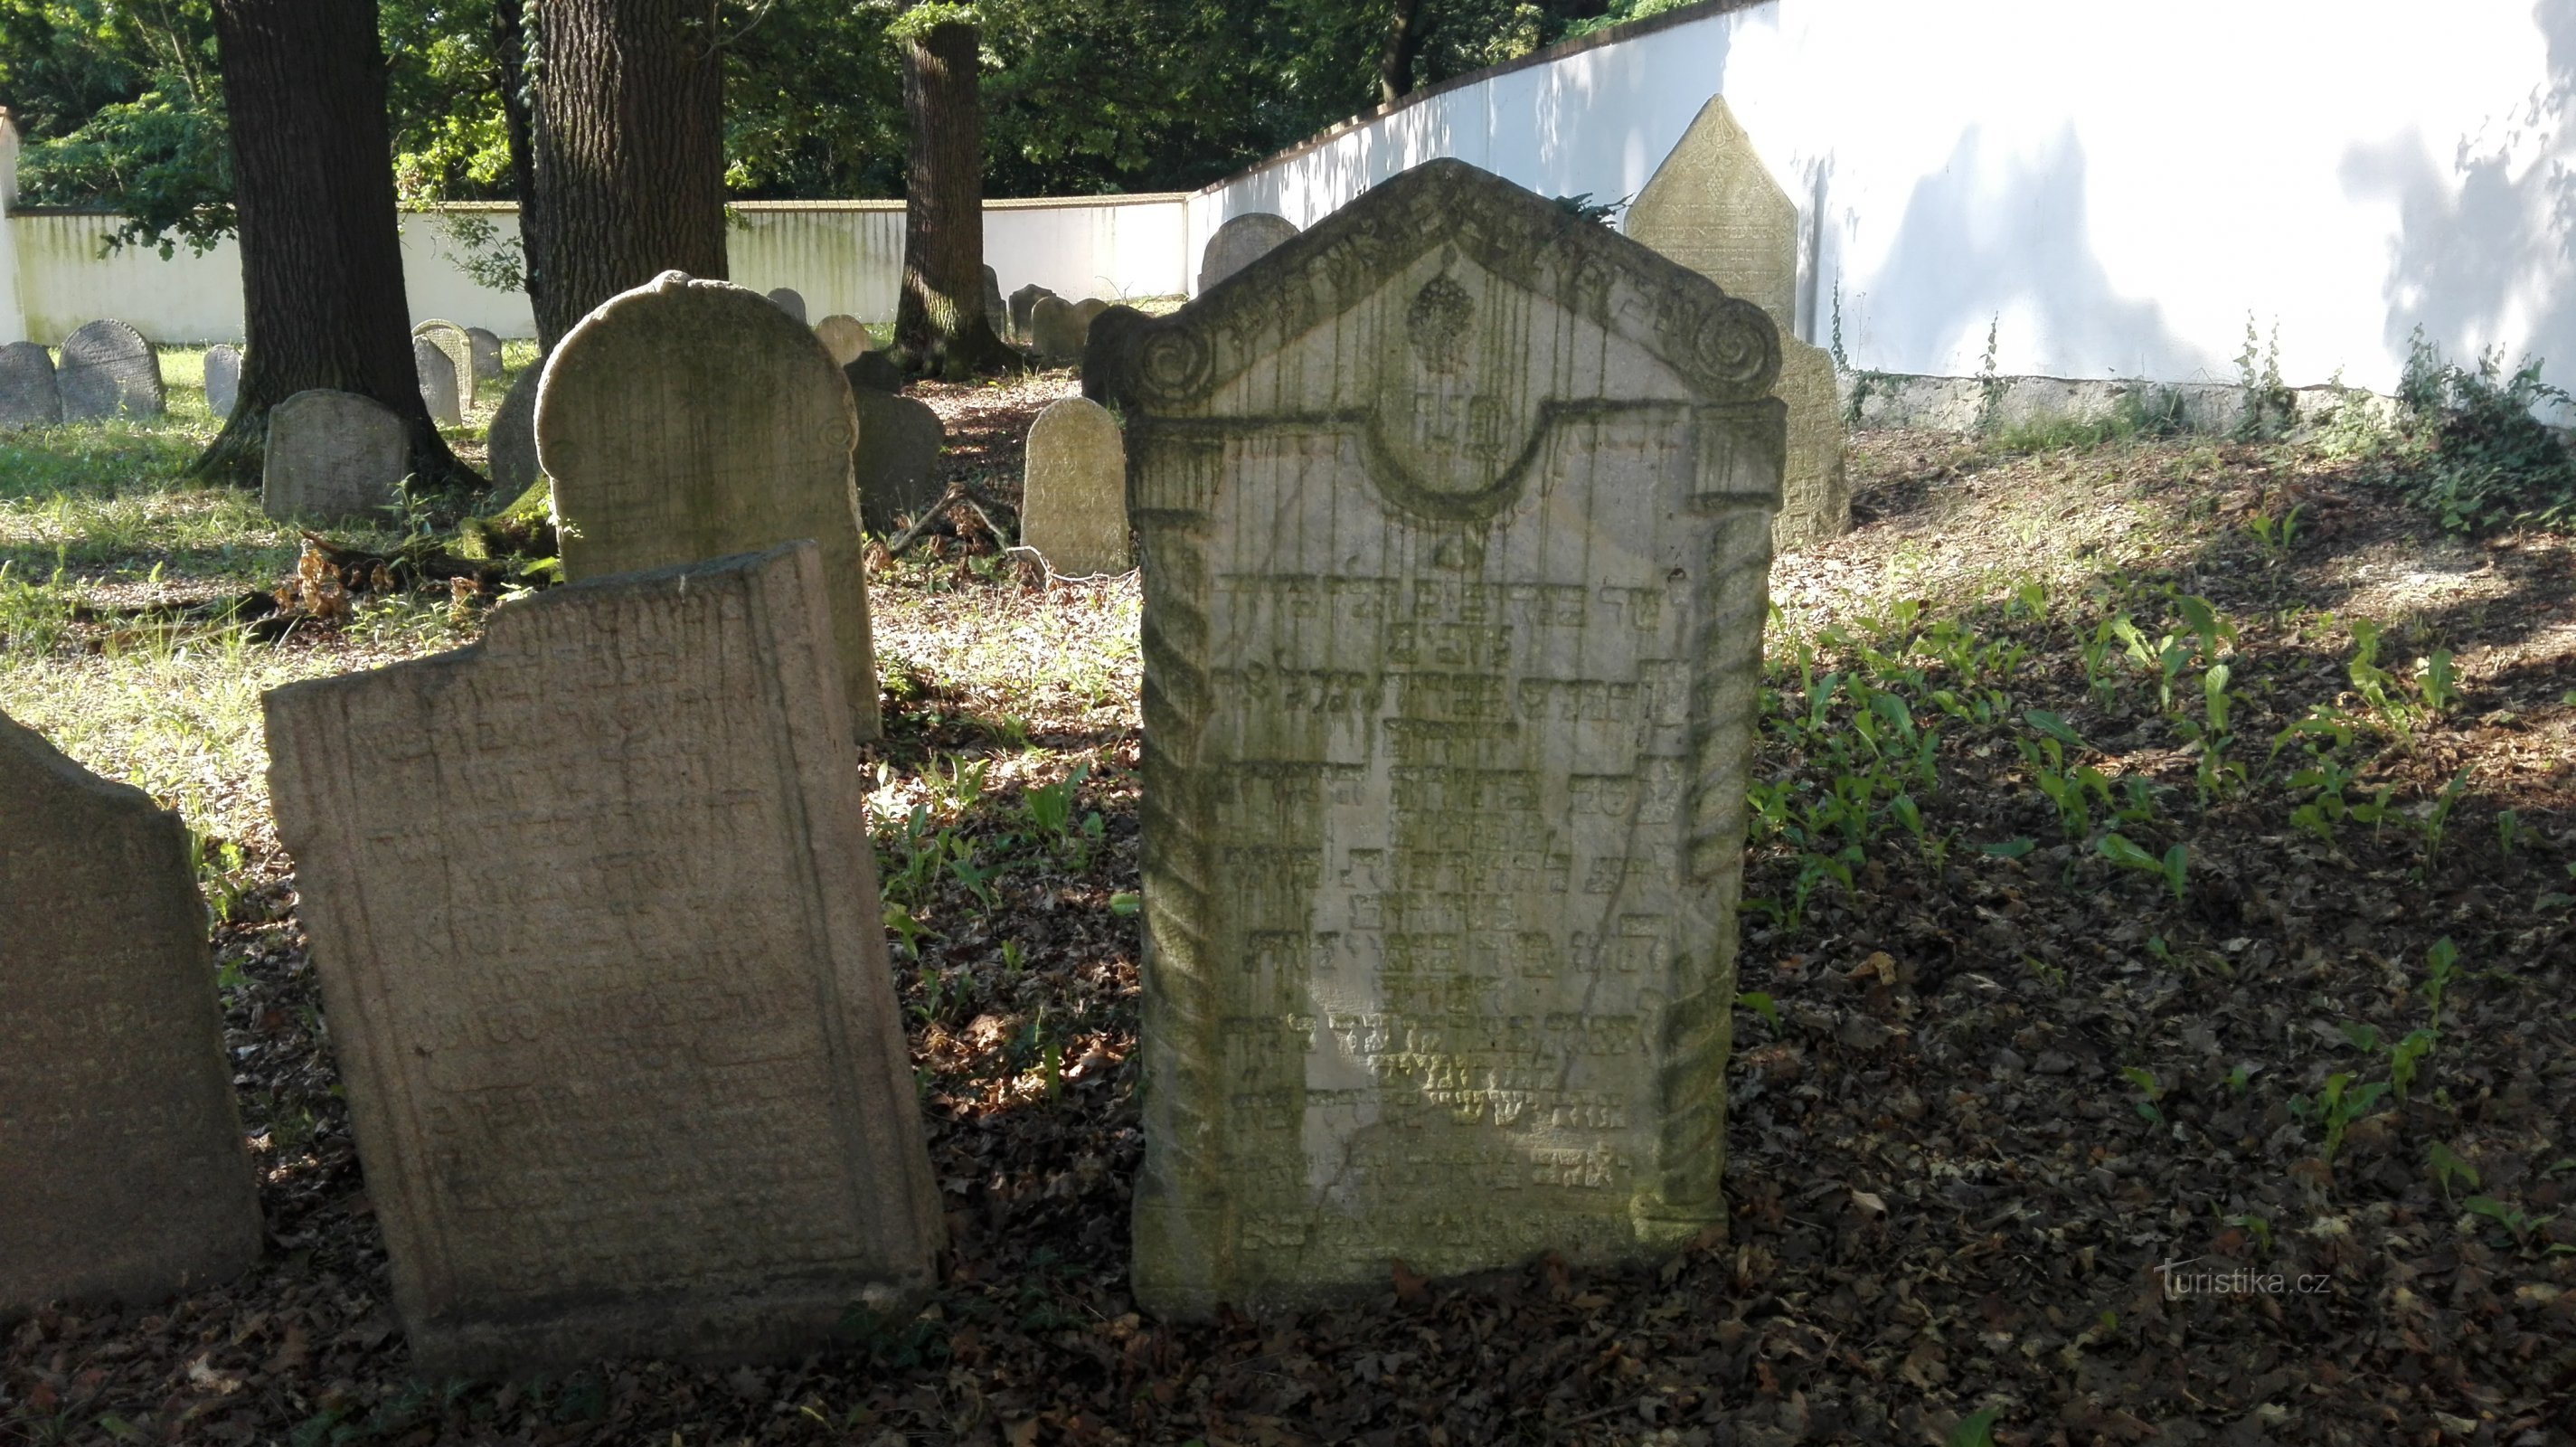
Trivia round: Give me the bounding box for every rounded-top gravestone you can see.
[814,315,872,367]
[0,341,61,427]
[465,326,505,380]
[1196,212,1299,292]
[1008,283,1054,342]
[413,337,462,427]
[1021,397,1128,577]
[849,388,945,534]
[1029,296,1083,365]
[765,288,807,324]
[411,320,477,411]
[201,345,242,421]
[538,270,879,741]
[263,389,410,525]
[56,320,164,421]
[486,362,543,496]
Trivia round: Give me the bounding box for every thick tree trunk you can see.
[893,18,1019,379]
[527,0,728,349]
[1378,0,1429,105]
[194,0,474,492]
[493,0,549,342]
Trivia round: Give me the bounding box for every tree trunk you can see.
[194,0,474,492]
[893,16,1020,379]
[493,0,549,343]
[1378,0,1429,105]
[527,0,728,350]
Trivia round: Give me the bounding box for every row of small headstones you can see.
[0,319,191,425]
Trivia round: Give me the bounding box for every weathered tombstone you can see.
[540,270,880,741]
[202,344,241,421]
[262,542,942,1376]
[56,319,164,421]
[850,387,945,534]
[1071,298,1110,330]
[412,320,477,412]
[1,709,265,1319]
[0,340,61,427]
[466,326,504,380]
[263,389,410,524]
[1080,306,1147,400]
[413,336,462,427]
[1029,296,1083,364]
[1624,94,1849,547]
[765,287,807,324]
[844,351,903,394]
[815,315,872,367]
[1009,283,1055,342]
[1196,212,1298,292]
[1021,397,1128,576]
[1095,158,1783,1317]
[486,362,543,497]
[982,265,1008,342]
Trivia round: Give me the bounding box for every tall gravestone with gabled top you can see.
[1093,158,1783,1318]
[1625,95,1849,549]
[2,709,265,1319]
[263,543,941,1376]
[539,270,880,741]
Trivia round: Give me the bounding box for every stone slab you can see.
[413,320,477,413]
[203,344,241,421]
[466,326,504,380]
[414,337,462,428]
[0,340,61,427]
[1622,95,1799,332]
[850,388,944,534]
[844,351,902,394]
[1009,284,1055,342]
[56,319,164,421]
[261,542,941,1376]
[1769,339,1849,548]
[486,363,543,497]
[2,709,264,1318]
[1096,157,1782,1317]
[815,315,872,367]
[983,265,1008,343]
[262,389,409,525]
[1030,297,1083,365]
[1197,213,1298,292]
[1021,397,1128,576]
[766,288,807,324]
[538,270,880,741]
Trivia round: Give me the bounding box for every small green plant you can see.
[1735,990,1780,1031]
[2226,1211,2274,1253]
[2427,1141,2480,1204]
[2288,1072,2389,1159]
[2120,1066,2166,1124]
[2245,503,2304,561]
[1975,315,2005,434]
[2234,314,2295,440]
[1949,1408,2002,1447]
[2421,937,2459,1025]
[2380,330,2576,533]
[2097,833,2188,902]
[2420,769,2470,870]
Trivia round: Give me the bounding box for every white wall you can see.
[986,194,1189,306]
[0,113,21,346]
[1190,0,2576,400]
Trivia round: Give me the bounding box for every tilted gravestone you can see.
[202,344,241,421]
[539,270,880,741]
[465,326,504,380]
[2,709,265,1318]
[1009,283,1056,342]
[844,351,902,394]
[814,315,872,367]
[1624,94,1847,549]
[0,341,61,427]
[850,387,945,534]
[1029,296,1084,365]
[1197,212,1299,292]
[56,320,164,421]
[1021,397,1128,576]
[486,362,543,497]
[1094,158,1783,1317]
[765,287,807,324]
[982,265,1008,343]
[414,337,462,427]
[262,389,409,525]
[412,320,477,413]
[262,543,942,1376]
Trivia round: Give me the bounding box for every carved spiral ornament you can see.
[1137,325,1215,406]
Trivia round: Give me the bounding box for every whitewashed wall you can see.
[1189,0,2576,400]
[0,112,22,345]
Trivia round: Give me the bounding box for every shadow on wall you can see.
[1859,124,2196,381]
[2341,0,2576,416]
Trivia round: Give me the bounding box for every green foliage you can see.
[2373,329,2576,533]
[2234,313,2293,440]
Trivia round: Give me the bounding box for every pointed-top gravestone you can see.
[263,543,942,1376]
[56,320,164,421]
[1021,397,1128,576]
[263,389,410,524]
[412,320,477,412]
[465,326,504,380]
[538,270,880,740]
[0,341,60,427]
[413,336,462,427]
[1094,157,1783,1319]
[202,344,241,421]
[1196,212,1298,293]
[765,287,807,324]
[1626,94,1849,548]
[3,709,265,1319]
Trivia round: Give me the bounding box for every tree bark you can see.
[893,16,1019,379]
[493,0,549,341]
[527,0,729,350]
[1378,0,1429,105]
[194,0,474,492]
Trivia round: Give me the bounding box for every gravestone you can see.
[2,709,265,1318]
[815,315,872,367]
[539,270,880,741]
[486,362,543,497]
[766,287,807,324]
[263,543,942,1376]
[1021,397,1128,576]
[1095,158,1783,1317]
[0,340,60,426]
[1623,94,1848,547]
[1030,296,1083,364]
[1197,212,1298,292]
[56,319,164,421]
[414,337,462,427]
[1009,283,1055,342]
[983,265,1008,342]
[1080,306,1147,400]
[202,344,241,420]
[466,327,504,380]
[263,389,410,524]
[412,320,477,412]
[1071,298,1110,330]
[850,388,945,534]
[844,351,903,394]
